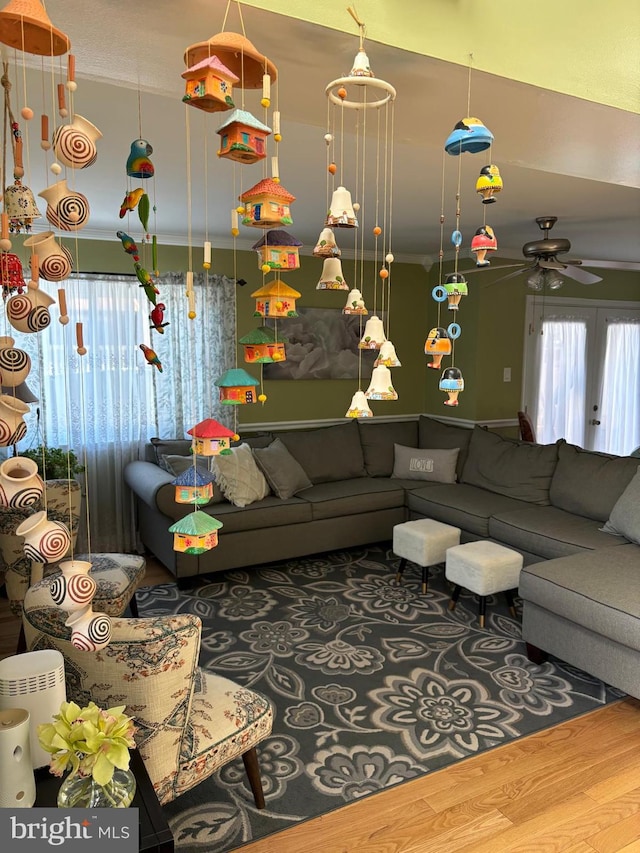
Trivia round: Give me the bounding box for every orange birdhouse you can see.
[171,466,216,505]
[214,368,260,405]
[239,325,287,363]
[187,418,237,455]
[169,511,222,554]
[240,178,295,228]
[217,108,271,163]
[250,279,300,319]
[181,55,238,112]
[251,230,302,271]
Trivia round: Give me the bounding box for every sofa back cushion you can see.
[461,426,559,505]
[359,419,418,477]
[278,420,366,484]
[150,437,192,465]
[418,416,472,480]
[550,441,639,521]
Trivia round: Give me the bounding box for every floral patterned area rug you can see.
[135,543,623,852]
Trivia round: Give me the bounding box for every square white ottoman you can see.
[445,540,523,627]
[393,519,461,594]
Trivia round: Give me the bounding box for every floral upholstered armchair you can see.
[1,479,81,616]
[23,574,274,807]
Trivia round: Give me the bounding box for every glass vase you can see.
[57,767,136,808]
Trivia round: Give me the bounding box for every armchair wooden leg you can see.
[242,746,266,809]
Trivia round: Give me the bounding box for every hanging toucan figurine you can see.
[134,262,159,305]
[139,343,162,372]
[149,302,169,333]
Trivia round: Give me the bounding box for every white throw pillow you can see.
[392,444,459,483]
[212,443,270,507]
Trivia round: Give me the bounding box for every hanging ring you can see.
[432,285,448,302]
[448,323,461,340]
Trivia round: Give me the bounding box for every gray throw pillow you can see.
[212,443,270,507]
[461,426,559,505]
[253,438,313,499]
[392,444,459,483]
[151,437,192,465]
[601,466,640,543]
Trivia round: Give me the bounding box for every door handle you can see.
[590,419,601,426]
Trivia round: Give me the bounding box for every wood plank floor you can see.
[3,559,639,853]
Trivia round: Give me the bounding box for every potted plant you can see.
[20,445,84,480]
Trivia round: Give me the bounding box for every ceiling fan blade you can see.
[561,264,603,285]
[538,259,565,271]
[458,263,526,276]
[486,268,530,286]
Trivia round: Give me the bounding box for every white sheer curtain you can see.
[8,271,236,553]
[593,319,640,456]
[535,318,587,447]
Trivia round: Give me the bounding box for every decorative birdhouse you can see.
[181,55,238,113]
[440,366,464,407]
[239,326,287,363]
[470,225,497,266]
[240,178,295,228]
[172,465,216,505]
[217,108,271,163]
[169,511,222,554]
[251,230,302,271]
[214,368,261,405]
[251,279,300,318]
[359,315,386,350]
[187,418,237,455]
[443,273,468,310]
[425,327,452,369]
[317,257,348,290]
[365,364,398,401]
[444,117,494,155]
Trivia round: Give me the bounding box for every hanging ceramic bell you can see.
[343,288,368,315]
[374,340,401,367]
[444,273,468,310]
[317,257,348,290]
[345,390,373,418]
[425,327,452,369]
[350,48,374,78]
[23,231,72,281]
[313,227,341,257]
[440,367,464,407]
[470,225,497,266]
[365,364,398,401]
[475,164,503,203]
[326,186,358,228]
[359,315,386,350]
[3,181,40,233]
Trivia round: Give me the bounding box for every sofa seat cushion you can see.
[195,494,313,534]
[407,483,527,537]
[489,506,628,560]
[299,477,406,521]
[519,545,640,651]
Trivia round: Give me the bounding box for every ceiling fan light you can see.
[547,272,564,290]
[526,270,544,290]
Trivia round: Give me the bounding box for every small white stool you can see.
[445,540,523,627]
[393,519,461,594]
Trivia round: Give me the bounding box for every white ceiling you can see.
[9,0,640,270]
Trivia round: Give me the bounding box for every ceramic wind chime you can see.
[319,9,399,416]
[428,59,502,407]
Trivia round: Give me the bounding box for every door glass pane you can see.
[593,319,640,455]
[536,318,587,447]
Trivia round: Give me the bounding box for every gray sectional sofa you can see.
[124,415,640,698]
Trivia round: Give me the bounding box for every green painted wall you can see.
[242,0,640,112]
[73,238,640,429]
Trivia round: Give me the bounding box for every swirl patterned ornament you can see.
[66,606,113,651]
[0,457,43,508]
[0,336,31,386]
[52,115,102,170]
[6,291,53,333]
[50,562,97,612]
[15,511,71,563]
[39,180,90,231]
[24,231,73,282]
[0,396,29,446]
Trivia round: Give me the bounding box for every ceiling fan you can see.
[466,216,603,289]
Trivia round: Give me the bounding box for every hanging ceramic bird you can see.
[116,229,139,260]
[119,187,145,218]
[149,302,169,333]
[139,343,162,372]
[134,262,159,304]
[138,192,150,234]
[126,139,154,179]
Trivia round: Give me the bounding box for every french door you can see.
[522,296,640,455]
